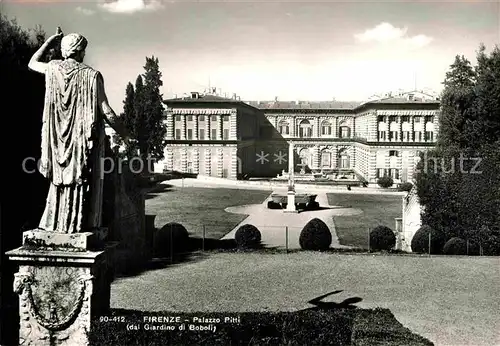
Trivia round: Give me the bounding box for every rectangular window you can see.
[187,115,193,122]
[378,116,385,122]
[402,116,409,122]
[426,131,434,141]
[376,168,385,178]
[389,116,396,122]
[187,129,193,139]
[403,131,410,141]
[199,129,205,140]
[211,115,217,121]
[199,115,205,122]
[223,129,229,140]
[414,117,421,123]
[322,126,331,135]
[390,131,398,140]
[389,150,399,157]
[175,129,181,139]
[211,128,217,139]
[175,115,181,122]
[321,152,331,167]
[223,115,229,121]
[378,131,386,140]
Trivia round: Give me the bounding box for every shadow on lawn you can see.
[114,237,242,279]
[144,184,174,199]
[302,290,363,311]
[114,235,281,279]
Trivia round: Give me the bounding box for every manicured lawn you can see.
[146,185,271,239]
[111,252,500,346]
[327,193,402,248]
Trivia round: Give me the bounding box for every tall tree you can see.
[469,44,500,150]
[416,45,500,254]
[113,82,138,158]
[141,56,167,163]
[133,74,147,161]
[123,56,167,173]
[437,55,476,150]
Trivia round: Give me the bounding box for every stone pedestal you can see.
[6,230,114,346]
[284,190,298,213]
[284,141,298,213]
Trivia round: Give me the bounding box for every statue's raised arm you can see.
[27,27,63,74]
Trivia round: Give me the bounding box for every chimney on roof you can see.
[232,93,237,100]
[237,96,241,101]
[174,93,177,98]
[191,91,200,99]
[274,96,278,102]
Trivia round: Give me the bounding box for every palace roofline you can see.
[164,90,440,112]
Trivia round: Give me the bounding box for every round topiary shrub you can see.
[377,176,394,188]
[154,222,190,257]
[299,218,332,251]
[443,237,467,255]
[410,225,445,254]
[398,182,413,192]
[234,224,262,249]
[369,226,396,251]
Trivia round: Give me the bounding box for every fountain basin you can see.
[268,193,319,210]
[271,193,317,204]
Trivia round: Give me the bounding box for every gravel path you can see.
[221,187,358,249]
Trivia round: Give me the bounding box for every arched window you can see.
[338,148,350,169]
[321,120,332,136]
[321,150,331,168]
[339,126,351,138]
[278,120,289,135]
[299,119,313,138]
[298,148,310,172]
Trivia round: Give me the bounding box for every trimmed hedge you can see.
[398,182,413,192]
[410,225,445,254]
[369,226,396,251]
[234,224,262,249]
[377,176,394,188]
[154,222,190,257]
[299,218,332,251]
[442,237,467,255]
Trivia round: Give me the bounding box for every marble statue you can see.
[28,28,129,234]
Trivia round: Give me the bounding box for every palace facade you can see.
[154,90,440,184]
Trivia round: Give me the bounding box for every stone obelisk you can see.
[284,141,298,213]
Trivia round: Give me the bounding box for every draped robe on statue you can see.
[38,59,105,233]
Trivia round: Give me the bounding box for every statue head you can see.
[61,33,88,62]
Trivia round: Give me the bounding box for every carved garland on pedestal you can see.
[14,273,93,332]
